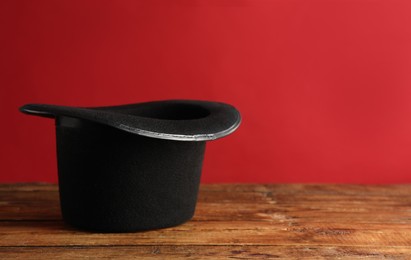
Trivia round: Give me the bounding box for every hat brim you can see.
[20,100,241,141]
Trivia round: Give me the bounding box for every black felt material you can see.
[56,117,205,232]
[19,100,240,232]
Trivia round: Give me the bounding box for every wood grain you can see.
[1,184,411,259]
[1,246,410,260]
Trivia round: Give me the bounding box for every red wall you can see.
[2,0,411,183]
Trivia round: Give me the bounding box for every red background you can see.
[2,0,411,183]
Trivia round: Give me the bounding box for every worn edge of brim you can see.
[117,114,241,141]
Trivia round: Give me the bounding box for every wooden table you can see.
[1,184,411,259]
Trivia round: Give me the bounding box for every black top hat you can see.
[20,100,240,232]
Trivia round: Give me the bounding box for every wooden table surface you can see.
[1,184,411,259]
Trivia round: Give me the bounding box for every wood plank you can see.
[2,184,411,223]
[1,245,410,259]
[0,221,411,247]
[0,183,57,192]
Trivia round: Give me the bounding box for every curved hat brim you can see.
[20,100,241,141]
